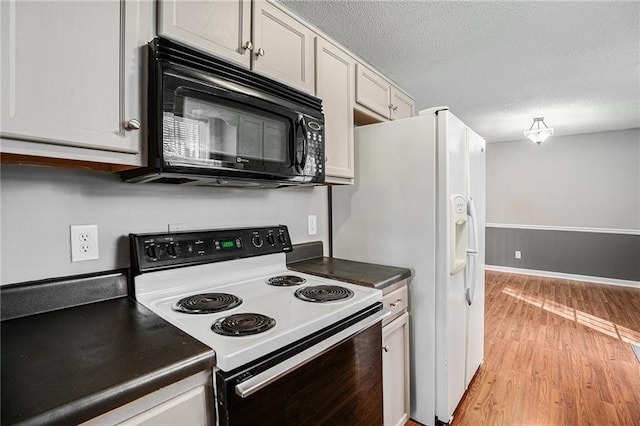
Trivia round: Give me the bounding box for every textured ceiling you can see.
[279,0,640,142]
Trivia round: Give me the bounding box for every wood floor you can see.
[408,271,640,425]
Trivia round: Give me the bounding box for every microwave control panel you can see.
[304,123,324,175]
[304,125,324,178]
[131,226,292,273]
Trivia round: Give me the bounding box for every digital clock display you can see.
[220,240,235,249]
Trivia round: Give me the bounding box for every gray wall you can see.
[0,164,329,285]
[485,128,640,282]
[487,128,640,229]
[486,228,640,281]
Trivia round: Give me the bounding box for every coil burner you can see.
[173,293,242,314]
[212,313,277,336]
[294,285,355,303]
[266,275,307,287]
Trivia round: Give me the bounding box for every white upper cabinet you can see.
[315,37,354,182]
[159,0,315,94]
[0,0,152,166]
[252,1,315,94]
[390,86,415,120]
[158,0,252,68]
[356,63,414,121]
[355,63,392,118]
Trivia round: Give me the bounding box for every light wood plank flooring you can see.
[408,271,640,425]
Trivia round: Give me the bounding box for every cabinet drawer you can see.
[383,286,407,326]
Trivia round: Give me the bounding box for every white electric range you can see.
[129,225,386,425]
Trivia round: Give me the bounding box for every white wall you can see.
[0,164,329,285]
[486,128,640,230]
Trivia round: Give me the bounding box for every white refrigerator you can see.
[332,108,485,425]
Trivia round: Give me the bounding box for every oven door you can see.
[214,305,387,426]
[158,68,304,180]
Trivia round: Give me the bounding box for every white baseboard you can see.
[485,265,640,289]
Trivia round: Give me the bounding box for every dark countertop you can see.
[288,256,412,290]
[1,296,216,425]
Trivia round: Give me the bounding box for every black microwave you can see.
[121,38,324,188]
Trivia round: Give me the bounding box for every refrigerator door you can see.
[464,127,486,387]
[333,115,437,425]
[435,110,469,423]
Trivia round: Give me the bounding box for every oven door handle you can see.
[234,308,390,398]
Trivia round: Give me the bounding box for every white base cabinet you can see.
[119,386,209,426]
[383,312,410,426]
[82,372,213,426]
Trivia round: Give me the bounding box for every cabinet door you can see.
[1,0,146,157]
[383,312,410,426]
[391,86,414,120]
[158,0,252,68]
[355,63,391,119]
[252,1,315,94]
[120,386,209,426]
[315,38,354,181]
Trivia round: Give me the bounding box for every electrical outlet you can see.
[515,250,522,259]
[307,215,317,235]
[168,223,185,233]
[70,225,99,262]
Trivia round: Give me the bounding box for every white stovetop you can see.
[134,253,382,371]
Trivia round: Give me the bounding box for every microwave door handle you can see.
[296,115,308,172]
[300,117,308,171]
[292,116,302,170]
[289,130,297,169]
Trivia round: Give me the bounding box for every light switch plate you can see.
[307,215,317,235]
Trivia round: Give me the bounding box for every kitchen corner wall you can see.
[0,164,329,285]
[485,128,640,284]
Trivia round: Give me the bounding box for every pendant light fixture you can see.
[524,117,553,146]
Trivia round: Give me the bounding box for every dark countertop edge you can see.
[287,256,412,290]
[1,269,129,321]
[19,351,216,426]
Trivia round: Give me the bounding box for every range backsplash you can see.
[0,164,328,285]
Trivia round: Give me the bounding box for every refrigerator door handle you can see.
[467,197,479,255]
[465,198,479,305]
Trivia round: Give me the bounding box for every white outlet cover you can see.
[515,250,522,259]
[70,225,99,262]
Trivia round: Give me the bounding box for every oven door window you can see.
[161,76,295,174]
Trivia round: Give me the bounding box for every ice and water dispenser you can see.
[450,194,468,275]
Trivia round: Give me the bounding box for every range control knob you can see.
[266,234,275,245]
[278,233,287,244]
[146,245,158,260]
[252,235,264,248]
[166,242,177,257]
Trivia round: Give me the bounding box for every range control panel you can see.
[130,225,293,274]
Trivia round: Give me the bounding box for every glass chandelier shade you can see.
[524,117,553,145]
